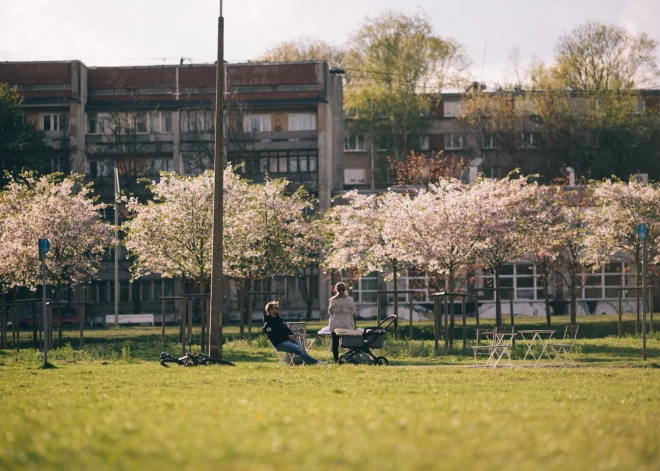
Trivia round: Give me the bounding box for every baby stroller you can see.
[336,315,397,365]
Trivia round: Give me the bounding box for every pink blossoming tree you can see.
[0,173,113,342]
[584,178,660,329]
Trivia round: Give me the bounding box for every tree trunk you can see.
[392,260,399,339]
[132,281,141,314]
[544,276,551,328]
[306,272,313,321]
[448,272,455,349]
[199,274,206,352]
[57,283,62,348]
[570,277,577,326]
[494,269,502,327]
[237,279,245,339]
[248,278,255,335]
[636,256,641,334]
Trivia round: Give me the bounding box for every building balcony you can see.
[85,133,173,155]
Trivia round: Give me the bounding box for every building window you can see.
[181,153,210,175]
[51,155,67,172]
[135,112,148,133]
[344,169,367,185]
[444,133,465,150]
[344,135,365,152]
[443,101,464,117]
[181,110,213,132]
[88,160,115,178]
[480,263,544,301]
[42,113,67,131]
[120,281,130,303]
[163,112,172,132]
[149,112,160,133]
[99,114,111,134]
[483,133,500,150]
[288,113,316,131]
[243,114,271,132]
[520,132,540,148]
[418,135,430,151]
[149,159,174,175]
[87,113,97,134]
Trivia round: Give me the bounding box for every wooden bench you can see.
[104,314,155,326]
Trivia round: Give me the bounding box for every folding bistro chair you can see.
[472,326,515,367]
[272,345,296,366]
[549,325,579,367]
[490,326,515,367]
[472,336,497,366]
[272,322,310,366]
[476,328,495,345]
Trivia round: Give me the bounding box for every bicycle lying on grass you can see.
[160,339,235,367]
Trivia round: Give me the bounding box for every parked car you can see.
[5,305,79,327]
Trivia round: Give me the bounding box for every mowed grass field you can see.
[1,314,660,470]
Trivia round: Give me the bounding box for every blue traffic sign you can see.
[39,238,50,255]
[637,223,648,241]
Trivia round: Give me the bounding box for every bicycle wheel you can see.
[201,357,236,367]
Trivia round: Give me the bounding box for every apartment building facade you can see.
[0,60,344,320]
[341,90,660,318]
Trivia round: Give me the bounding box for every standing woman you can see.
[328,282,356,363]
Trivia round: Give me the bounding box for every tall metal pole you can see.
[209,1,225,357]
[114,167,120,327]
[642,236,647,360]
[41,251,48,366]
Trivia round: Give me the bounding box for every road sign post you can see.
[638,223,648,360]
[38,238,50,367]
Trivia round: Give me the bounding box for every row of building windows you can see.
[232,150,318,174]
[341,261,642,305]
[87,279,176,304]
[81,111,319,135]
[343,132,541,152]
[242,113,317,133]
[87,111,173,135]
[87,158,173,178]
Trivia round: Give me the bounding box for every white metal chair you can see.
[472,326,515,368]
[272,345,296,366]
[476,328,495,345]
[549,325,579,367]
[272,322,309,366]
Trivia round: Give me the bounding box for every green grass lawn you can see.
[1,314,660,470]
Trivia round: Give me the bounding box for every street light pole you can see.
[209,0,225,357]
[114,167,120,327]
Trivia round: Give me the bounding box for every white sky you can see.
[1,0,658,88]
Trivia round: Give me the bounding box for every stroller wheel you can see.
[376,356,389,366]
[338,357,348,365]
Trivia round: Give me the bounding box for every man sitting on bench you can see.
[262,301,323,365]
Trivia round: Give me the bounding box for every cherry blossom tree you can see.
[323,190,408,280]
[379,179,485,345]
[0,173,113,289]
[232,177,323,325]
[584,178,660,330]
[0,173,113,342]
[123,169,322,332]
[381,178,482,294]
[470,175,546,326]
[322,190,411,322]
[551,184,602,325]
[123,167,250,293]
[521,184,566,327]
